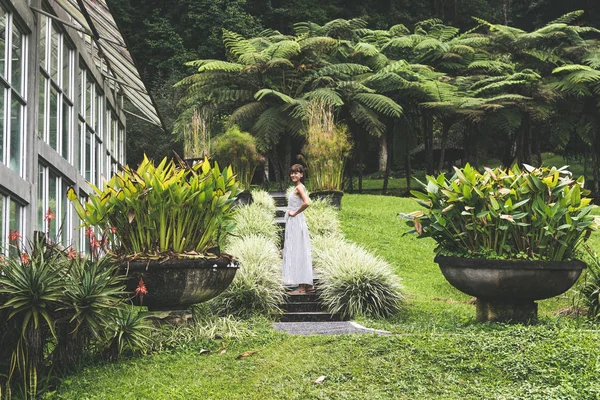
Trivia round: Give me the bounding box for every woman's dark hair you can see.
[289,164,306,182]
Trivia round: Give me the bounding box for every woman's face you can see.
[290,171,303,182]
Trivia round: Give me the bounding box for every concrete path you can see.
[273,321,390,336]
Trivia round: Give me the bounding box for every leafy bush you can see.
[228,203,281,246]
[304,197,342,239]
[68,155,239,258]
[312,236,404,318]
[0,238,149,398]
[209,235,284,317]
[212,125,263,190]
[401,164,599,261]
[250,189,276,215]
[579,247,600,321]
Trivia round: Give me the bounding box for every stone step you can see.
[279,311,346,323]
[269,192,288,207]
[275,206,287,218]
[281,301,323,313]
[285,292,320,303]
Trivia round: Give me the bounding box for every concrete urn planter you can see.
[121,256,239,311]
[309,190,343,209]
[434,255,586,323]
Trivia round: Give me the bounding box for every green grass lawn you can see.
[52,194,600,400]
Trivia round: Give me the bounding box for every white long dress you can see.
[282,185,313,286]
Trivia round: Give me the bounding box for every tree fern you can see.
[228,102,268,127]
[263,40,301,60]
[196,61,244,73]
[222,30,257,56]
[349,103,386,137]
[254,89,295,104]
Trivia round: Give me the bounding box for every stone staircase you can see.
[279,282,347,322]
[270,192,346,323]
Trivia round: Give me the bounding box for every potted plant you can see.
[401,163,598,323]
[68,155,241,311]
[302,100,352,209]
[211,125,263,205]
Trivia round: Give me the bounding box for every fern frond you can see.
[473,80,528,95]
[548,10,584,25]
[315,63,372,78]
[349,103,386,137]
[228,102,268,126]
[389,24,410,36]
[266,58,295,69]
[238,52,268,65]
[298,36,338,52]
[252,107,289,149]
[222,29,256,56]
[354,93,403,117]
[467,60,514,73]
[263,40,301,59]
[197,61,244,73]
[353,42,379,57]
[303,88,344,106]
[254,89,295,104]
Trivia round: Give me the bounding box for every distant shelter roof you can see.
[40,0,162,129]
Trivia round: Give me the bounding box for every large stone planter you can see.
[120,256,239,311]
[434,255,586,323]
[309,190,343,209]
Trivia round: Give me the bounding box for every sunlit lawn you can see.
[53,194,600,400]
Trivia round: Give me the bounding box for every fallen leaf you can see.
[218,346,227,355]
[198,349,210,355]
[313,376,326,385]
[237,350,258,359]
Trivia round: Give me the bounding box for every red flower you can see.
[9,230,21,242]
[44,208,56,222]
[67,248,77,260]
[20,253,29,264]
[110,226,117,234]
[90,237,100,249]
[135,279,148,304]
[85,226,95,238]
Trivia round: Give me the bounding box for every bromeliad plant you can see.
[401,164,599,261]
[68,155,240,259]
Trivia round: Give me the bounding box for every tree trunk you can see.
[423,112,434,175]
[378,132,388,173]
[438,119,452,173]
[263,157,269,185]
[382,125,394,195]
[269,148,282,191]
[503,0,510,25]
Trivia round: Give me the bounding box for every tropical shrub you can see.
[312,235,404,318]
[0,237,148,398]
[579,247,600,321]
[302,100,352,192]
[304,197,342,239]
[401,164,599,261]
[209,235,284,317]
[211,125,263,190]
[68,155,240,259]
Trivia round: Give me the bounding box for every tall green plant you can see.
[302,100,352,192]
[68,155,240,258]
[402,164,599,260]
[211,125,263,190]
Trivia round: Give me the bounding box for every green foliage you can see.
[249,189,276,216]
[105,307,152,360]
[228,203,281,246]
[579,247,600,321]
[68,155,240,258]
[304,197,342,239]
[211,125,263,190]
[402,164,599,260]
[302,100,353,192]
[312,236,404,318]
[0,239,143,398]
[210,235,284,317]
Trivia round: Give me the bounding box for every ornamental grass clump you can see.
[228,203,281,246]
[304,197,342,239]
[302,99,352,192]
[68,155,240,259]
[312,236,404,318]
[250,189,276,216]
[401,164,599,261]
[209,235,284,317]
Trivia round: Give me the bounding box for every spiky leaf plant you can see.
[249,189,276,216]
[209,235,284,317]
[228,203,281,246]
[304,197,342,239]
[312,236,404,318]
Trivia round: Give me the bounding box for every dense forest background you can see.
[106,0,600,174]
